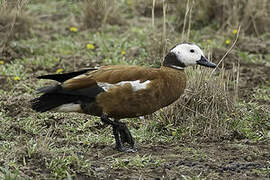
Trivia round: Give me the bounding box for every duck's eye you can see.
[190,49,195,53]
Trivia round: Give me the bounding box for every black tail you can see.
[31,84,103,112]
[31,93,86,112]
[31,84,99,112]
[37,68,97,83]
[32,68,103,113]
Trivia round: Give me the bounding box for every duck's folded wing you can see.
[90,65,159,83]
[37,68,97,83]
[62,65,160,92]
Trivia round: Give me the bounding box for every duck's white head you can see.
[163,43,216,69]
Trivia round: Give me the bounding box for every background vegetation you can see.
[0,0,269,179]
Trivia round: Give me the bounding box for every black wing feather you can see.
[37,68,97,83]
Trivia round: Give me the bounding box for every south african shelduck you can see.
[31,43,216,152]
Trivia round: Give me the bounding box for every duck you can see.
[31,42,216,152]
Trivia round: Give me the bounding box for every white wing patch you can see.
[72,74,87,79]
[98,80,151,92]
[53,103,82,112]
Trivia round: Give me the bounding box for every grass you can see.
[0,0,269,179]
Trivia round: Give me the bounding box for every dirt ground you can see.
[2,141,270,180]
[70,142,270,180]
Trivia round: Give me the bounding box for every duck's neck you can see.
[162,52,186,70]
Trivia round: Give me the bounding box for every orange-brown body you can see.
[62,65,186,119]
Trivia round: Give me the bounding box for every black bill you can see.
[196,56,216,68]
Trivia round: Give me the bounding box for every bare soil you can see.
[69,142,269,180]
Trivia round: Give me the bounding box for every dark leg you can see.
[115,119,135,149]
[112,124,127,152]
[100,114,114,125]
[100,114,124,151]
[100,114,135,152]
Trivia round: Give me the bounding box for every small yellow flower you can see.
[83,141,90,145]
[69,27,78,32]
[207,40,211,44]
[0,60,4,65]
[233,29,238,34]
[121,50,126,55]
[225,39,231,45]
[86,43,95,50]
[13,76,20,81]
[172,131,176,136]
[56,68,64,74]
[125,0,132,5]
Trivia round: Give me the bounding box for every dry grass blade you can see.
[186,0,194,40]
[152,0,156,27]
[181,0,190,41]
[210,26,241,76]
[161,0,167,60]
